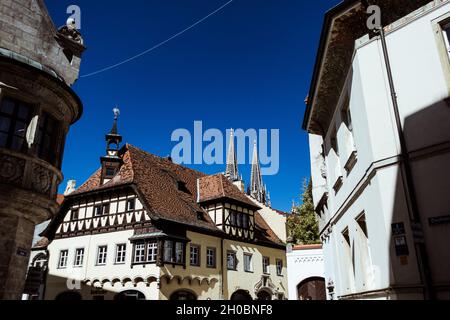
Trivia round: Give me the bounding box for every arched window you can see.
[170,290,197,301]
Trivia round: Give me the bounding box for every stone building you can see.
[303,0,450,299]
[36,116,287,300]
[0,0,85,299]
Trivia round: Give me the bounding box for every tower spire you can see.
[249,140,266,204]
[225,129,239,181]
[105,107,122,157]
[100,107,123,184]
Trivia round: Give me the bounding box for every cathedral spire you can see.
[101,108,123,184]
[225,129,239,181]
[249,140,266,204]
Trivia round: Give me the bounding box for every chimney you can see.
[64,180,77,196]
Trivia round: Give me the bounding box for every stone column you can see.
[0,214,36,300]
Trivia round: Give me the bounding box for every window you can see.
[163,240,185,264]
[206,247,216,268]
[230,211,236,226]
[262,256,270,274]
[175,242,184,264]
[443,22,450,59]
[330,128,339,156]
[190,244,200,267]
[342,228,351,246]
[58,250,68,269]
[102,203,110,215]
[147,242,158,262]
[94,205,102,217]
[96,246,107,265]
[35,111,60,166]
[244,253,253,272]
[127,199,136,212]
[341,96,353,132]
[74,248,84,267]
[134,243,146,263]
[70,209,79,221]
[276,259,283,276]
[164,240,174,263]
[356,214,368,238]
[236,213,243,227]
[242,214,249,229]
[0,97,33,152]
[105,166,116,178]
[115,244,127,264]
[227,251,237,270]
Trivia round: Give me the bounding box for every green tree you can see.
[287,179,321,245]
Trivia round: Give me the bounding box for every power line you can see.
[81,0,234,78]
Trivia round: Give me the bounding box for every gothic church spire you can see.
[225,129,239,181]
[249,140,266,204]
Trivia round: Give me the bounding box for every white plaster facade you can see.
[306,0,450,300]
[286,245,325,300]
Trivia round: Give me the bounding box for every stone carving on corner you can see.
[31,164,53,195]
[0,154,25,186]
[254,275,278,295]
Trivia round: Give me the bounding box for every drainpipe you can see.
[377,25,435,300]
[220,237,225,300]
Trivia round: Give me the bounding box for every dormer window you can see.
[197,211,205,221]
[105,166,116,178]
[177,181,191,194]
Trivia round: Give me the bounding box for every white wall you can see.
[310,1,450,299]
[286,246,324,300]
[46,230,160,300]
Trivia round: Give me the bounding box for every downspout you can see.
[377,24,435,300]
[220,237,225,300]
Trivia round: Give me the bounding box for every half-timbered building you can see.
[39,115,287,300]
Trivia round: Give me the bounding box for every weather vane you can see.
[113,107,120,120]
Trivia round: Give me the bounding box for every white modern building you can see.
[286,244,325,300]
[303,0,450,299]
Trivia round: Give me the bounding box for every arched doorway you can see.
[297,277,326,300]
[230,290,253,300]
[256,290,272,301]
[32,253,48,268]
[170,290,197,300]
[114,290,146,301]
[55,291,82,301]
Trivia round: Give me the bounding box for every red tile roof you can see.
[32,237,49,250]
[56,194,65,205]
[198,174,260,208]
[293,244,323,251]
[64,144,283,245]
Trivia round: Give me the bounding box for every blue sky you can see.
[47,0,339,212]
